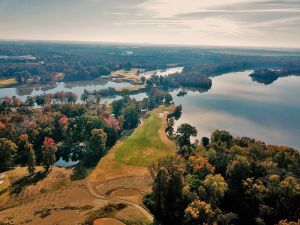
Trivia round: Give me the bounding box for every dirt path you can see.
[85,174,154,222]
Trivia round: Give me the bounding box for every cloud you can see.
[0,0,299,47]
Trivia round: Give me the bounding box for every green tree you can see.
[25,142,36,175]
[0,138,17,171]
[177,123,198,147]
[211,130,233,148]
[95,93,101,104]
[202,137,210,148]
[164,93,173,105]
[88,129,107,157]
[123,107,139,129]
[144,156,187,225]
[226,156,251,182]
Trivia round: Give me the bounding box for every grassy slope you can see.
[115,110,172,166]
[90,105,176,181]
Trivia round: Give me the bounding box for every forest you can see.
[1,42,300,225]
[0,86,172,173]
[1,41,300,88]
[144,122,300,225]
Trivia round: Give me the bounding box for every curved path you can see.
[84,172,154,222]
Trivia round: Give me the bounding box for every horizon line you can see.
[1,38,300,51]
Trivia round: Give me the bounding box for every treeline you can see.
[144,124,300,225]
[250,68,300,85]
[0,85,175,173]
[1,41,300,85]
[0,93,152,173]
[0,102,118,172]
[146,71,212,90]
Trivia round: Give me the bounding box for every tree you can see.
[41,137,57,172]
[123,107,139,129]
[173,104,182,120]
[184,200,215,225]
[165,93,173,105]
[95,92,101,104]
[211,130,233,148]
[88,129,107,157]
[25,142,36,175]
[141,76,146,84]
[81,89,89,104]
[203,174,228,207]
[226,156,251,182]
[144,156,187,225]
[202,137,210,148]
[177,123,198,147]
[0,138,17,171]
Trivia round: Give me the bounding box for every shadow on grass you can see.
[10,171,48,194]
[70,163,87,181]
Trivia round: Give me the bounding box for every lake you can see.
[140,67,183,79]
[0,66,183,103]
[1,68,299,150]
[0,79,133,103]
[171,70,300,150]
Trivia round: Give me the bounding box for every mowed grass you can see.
[115,110,173,166]
[0,78,17,88]
[90,106,176,181]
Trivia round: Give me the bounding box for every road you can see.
[84,170,154,222]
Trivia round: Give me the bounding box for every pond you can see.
[171,70,300,150]
[55,157,79,167]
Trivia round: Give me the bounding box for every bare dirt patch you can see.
[0,167,108,225]
[93,218,125,225]
[110,189,141,204]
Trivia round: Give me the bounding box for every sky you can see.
[0,0,300,48]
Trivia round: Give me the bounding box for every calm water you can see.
[55,157,79,167]
[140,67,183,79]
[0,79,133,103]
[171,70,300,150]
[1,69,299,150]
[0,67,182,103]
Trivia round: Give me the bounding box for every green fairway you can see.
[114,109,175,167]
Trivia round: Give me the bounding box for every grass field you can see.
[115,109,174,166]
[90,105,176,181]
[0,78,17,88]
[0,173,10,207]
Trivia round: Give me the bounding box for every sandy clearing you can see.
[93,218,125,225]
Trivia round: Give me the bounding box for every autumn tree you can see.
[0,138,17,171]
[184,200,215,225]
[203,174,228,207]
[88,128,107,157]
[41,137,57,172]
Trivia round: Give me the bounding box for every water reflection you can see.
[172,71,300,150]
